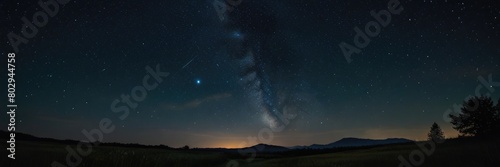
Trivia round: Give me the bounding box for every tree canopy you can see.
[428,122,445,142]
[449,95,500,137]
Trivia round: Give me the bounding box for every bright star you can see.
[233,32,241,37]
[231,31,244,39]
[196,79,201,85]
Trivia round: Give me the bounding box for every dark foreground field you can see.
[2,137,500,167]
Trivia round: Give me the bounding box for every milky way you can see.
[2,0,498,148]
[223,1,300,129]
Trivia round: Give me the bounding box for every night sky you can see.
[1,0,499,148]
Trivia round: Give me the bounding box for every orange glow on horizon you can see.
[195,126,461,148]
[208,142,247,149]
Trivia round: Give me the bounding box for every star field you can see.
[0,0,499,148]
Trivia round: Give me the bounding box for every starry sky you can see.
[1,0,499,148]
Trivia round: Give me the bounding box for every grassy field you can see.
[240,138,500,167]
[2,138,499,167]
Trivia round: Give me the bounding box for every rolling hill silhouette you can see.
[1,130,412,151]
[290,137,413,149]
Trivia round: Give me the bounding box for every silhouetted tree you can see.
[182,145,190,150]
[428,122,445,142]
[449,95,499,137]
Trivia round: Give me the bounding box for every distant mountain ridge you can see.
[290,137,413,149]
[246,143,290,152]
[1,130,412,151]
